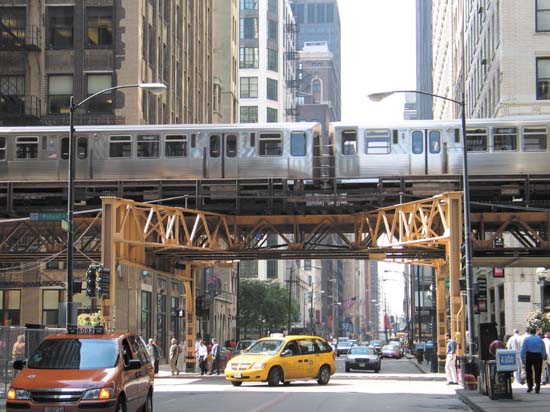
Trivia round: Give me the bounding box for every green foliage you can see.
[239,279,299,336]
[525,309,550,332]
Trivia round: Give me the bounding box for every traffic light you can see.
[86,266,97,297]
[460,242,467,277]
[97,266,111,298]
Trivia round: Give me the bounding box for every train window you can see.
[522,127,548,151]
[465,128,488,151]
[16,136,39,159]
[258,133,282,156]
[191,134,196,148]
[61,138,69,159]
[493,127,517,151]
[109,135,132,158]
[77,137,88,159]
[429,131,441,154]
[364,130,391,154]
[412,131,423,154]
[341,130,357,155]
[210,135,221,158]
[226,135,237,158]
[137,134,160,158]
[290,131,306,156]
[165,135,188,157]
[250,133,256,147]
[0,137,5,160]
[392,130,399,144]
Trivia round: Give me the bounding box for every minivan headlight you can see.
[7,388,31,400]
[250,362,266,370]
[82,387,115,400]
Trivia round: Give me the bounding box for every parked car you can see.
[381,344,403,359]
[336,339,356,356]
[345,346,381,373]
[225,334,336,386]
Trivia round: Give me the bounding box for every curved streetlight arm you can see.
[368,90,462,107]
[72,83,167,111]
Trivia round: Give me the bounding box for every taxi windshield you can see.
[245,339,283,355]
[27,338,118,370]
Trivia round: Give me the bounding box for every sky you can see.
[337,1,417,316]
[338,0,417,122]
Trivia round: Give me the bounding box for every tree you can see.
[239,279,298,337]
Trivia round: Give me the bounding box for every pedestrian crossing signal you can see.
[97,266,111,298]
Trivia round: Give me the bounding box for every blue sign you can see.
[496,349,518,372]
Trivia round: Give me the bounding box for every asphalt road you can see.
[152,357,471,412]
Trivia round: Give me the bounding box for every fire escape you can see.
[0,8,41,125]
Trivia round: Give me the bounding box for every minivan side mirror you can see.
[125,360,142,370]
[13,360,25,370]
[281,349,292,357]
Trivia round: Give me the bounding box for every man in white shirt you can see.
[506,329,524,384]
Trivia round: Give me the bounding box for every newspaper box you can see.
[495,349,518,372]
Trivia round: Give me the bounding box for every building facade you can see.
[416,0,434,120]
[0,0,214,126]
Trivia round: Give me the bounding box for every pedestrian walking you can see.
[209,338,221,375]
[543,332,550,385]
[521,327,547,393]
[445,333,458,385]
[197,339,208,375]
[147,338,160,374]
[177,339,186,373]
[506,328,524,384]
[169,338,180,375]
[195,336,201,372]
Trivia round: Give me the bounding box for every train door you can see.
[60,136,90,179]
[207,133,238,178]
[410,129,443,175]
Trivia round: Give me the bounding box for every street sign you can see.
[496,349,518,372]
[30,212,67,221]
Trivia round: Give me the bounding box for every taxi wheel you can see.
[267,367,282,386]
[115,396,127,412]
[231,381,242,387]
[143,392,153,412]
[317,365,331,385]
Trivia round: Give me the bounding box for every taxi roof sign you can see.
[68,324,105,335]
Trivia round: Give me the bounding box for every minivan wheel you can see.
[143,392,153,412]
[267,367,281,386]
[115,396,127,412]
[231,381,242,386]
[317,365,331,385]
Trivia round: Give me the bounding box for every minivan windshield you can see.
[27,338,119,370]
[245,339,284,355]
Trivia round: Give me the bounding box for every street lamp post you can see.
[65,82,166,326]
[368,89,475,358]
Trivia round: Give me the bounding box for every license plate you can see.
[359,363,366,367]
[234,372,242,378]
[45,407,64,412]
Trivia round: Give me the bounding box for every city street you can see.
[152,358,470,412]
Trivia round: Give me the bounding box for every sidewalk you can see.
[409,355,550,412]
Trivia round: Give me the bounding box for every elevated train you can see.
[0,116,548,183]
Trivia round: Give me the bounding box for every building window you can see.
[47,7,74,49]
[266,108,278,123]
[165,135,188,157]
[537,58,550,100]
[109,135,132,158]
[0,137,5,161]
[48,75,73,114]
[86,74,112,113]
[267,78,278,101]
[240,47,259,68]
[240,77,258,98]
[267,19,278,42]
[537,0,550,31]
[240,106,258,123]
[493,127,517,151]
[364,130,391,154]
[16,136,39,159]
[42,289,61,326]
[0,289,21,326]
[259,132,282,155]
[87,7,112,47]
[240,0,258,10]
[141,291,152,340]
[240,17,258,39]
[156,283,167,352]
[0,75,25,115]
[268,0,278,14]
[267,49,278,72]
[137,135,160,158]
[0,8,26,42]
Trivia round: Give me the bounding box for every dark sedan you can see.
[345,346,381,373]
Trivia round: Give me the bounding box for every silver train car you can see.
[0,122,323,181]
[330,116,550,178]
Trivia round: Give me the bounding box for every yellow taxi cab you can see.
[7,325,154,412]
[225,334,336,386]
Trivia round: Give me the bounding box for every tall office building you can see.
[0,0,214,126]
[238,0,297,123]
[416,0,433,120]
[291,0,341,121]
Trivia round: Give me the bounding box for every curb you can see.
[456,389,484,412]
